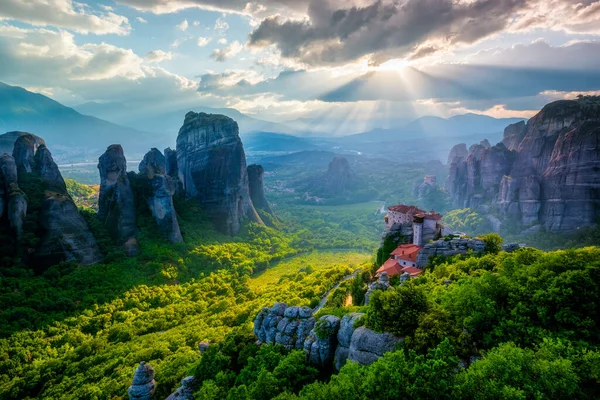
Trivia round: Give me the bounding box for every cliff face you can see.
[247,164,275,218]
[0,133,102,267]
[98,145,139,256]
[446,98,600,232]
[138,148,183,243]
[176,112,261,235]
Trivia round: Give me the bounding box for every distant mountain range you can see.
[340,114,526,144]
[1,82,527,164]
[74,101,298,136]
[0,82,163,162]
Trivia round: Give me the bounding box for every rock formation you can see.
[253,303,405,371]
[416,238,486,267]
[413,175,437,200]
[254,303,315,349]
[304,315,341,369]
[175,112,262,235]
[128,361,156,400]
[138,149,183,243]
[0,133,102,267]
[98,145,139,256]
[347,327,403,366]
[164,147,178,178]
[365,272,391,305]
[247,164,276,219]
[321,156,356,196]
[0,153,26,239]
[501,120,526,150]
[446,97,600,232]
[165,376,195,400]
[334,313,364,370]
[447,143,468,165]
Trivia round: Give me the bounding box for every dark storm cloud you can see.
[249,0,530,66]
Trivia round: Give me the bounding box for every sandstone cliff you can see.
[446,98,600,232]
[176,112,262,235]
[0,133,102,267]
[247,164,276,221]
[138,149,183,243]
[98,145,139,256]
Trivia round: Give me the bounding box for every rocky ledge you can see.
[254,303,402,371]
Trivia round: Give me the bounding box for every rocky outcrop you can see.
[138,149,183,244]
[2,135,103,267]
[254,303,315,349]
[348,327,403,366]
[502,120,526,150]
[0,153,26,238]
[98,145,139,256]
[247,164,275,218]
[165,376,195,400]
[446,97,600,232]
[365,272,391,305]
[176,112,261,235]
[164,147,178,178]
[253,304,402,371]
[304,315,341,369]
[416,238,486,267]
[334,313,364,370]
[447,143,468,165]
[413,175,437,200]
[128,361,156,400]
[33,145,103,267]
[321,156,356,196]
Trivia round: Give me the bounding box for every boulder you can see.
[347,327,403,366]
[334,313,364,370]
[321,156,356,196]
[447,143,468,165]
[365,272,391,305]
[128,361,156,400]
[98,145,139,256]
[176,112,262,235]
[165,376,195,400]
[304,315,341,368]
[0,131,45,158]
[502,120,526,150]
[164,147,178,178]
[254,303,315,349]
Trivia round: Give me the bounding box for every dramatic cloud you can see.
[247,0,600,67]
[0,0,131,35]
[210,41,243,61]
[0,25,198,105]
[145,49,173,63]
[116,0,307,16]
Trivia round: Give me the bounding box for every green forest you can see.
[1,174,599,399]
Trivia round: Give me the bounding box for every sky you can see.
[1,0,599,133]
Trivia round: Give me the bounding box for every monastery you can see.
[378,204,443,278]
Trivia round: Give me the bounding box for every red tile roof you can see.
[401,266,423,276]
[376,258,403,277]
[391,244,422,263]
[388,204,425,214]
[415,212,442,221]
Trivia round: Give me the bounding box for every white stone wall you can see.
[413,222,423,246]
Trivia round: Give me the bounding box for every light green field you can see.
[248,250,372,290]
